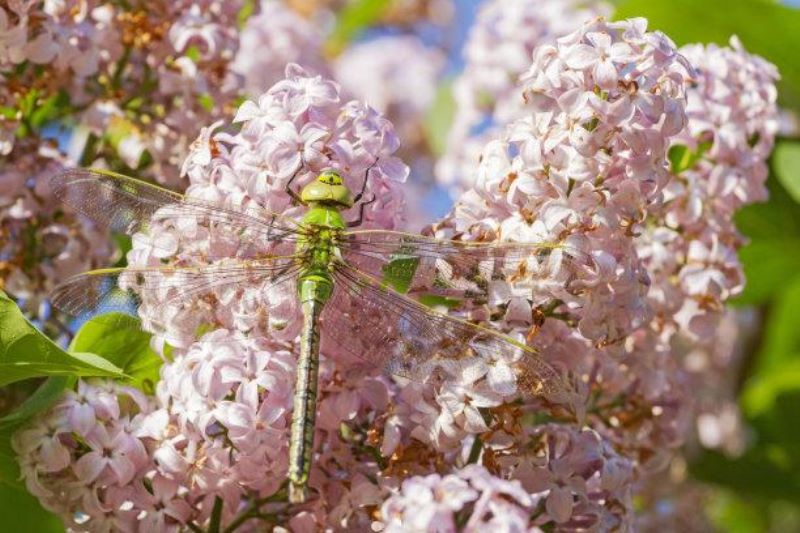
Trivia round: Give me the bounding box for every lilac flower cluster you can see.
[334,35,445,155]
[127,64,407,348]
[1,0,249,324]
[138,330,296,525]
[10,380,182,532]
[379,435,632,532]
[434,17,692,342]
[641,37,779,341]
[437,0,609,191]
[0,142,112,322]
[233,0,328,96]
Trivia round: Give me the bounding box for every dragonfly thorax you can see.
[296,209,344,304]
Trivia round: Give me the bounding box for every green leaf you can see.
[184,45,202,63]
[18,89,38,120]
[0,292,124,387]
[112,233,132,268]
[735,174,800,240]
[742,358,800,416]
[733,174,800,305]
[0,378,72,488]
[735,238,800,305]
[614,0,800,110]
[424,81,456,157]
[326,0,389,55]
[667,141,712,174]
[692,390,800,504]
[0,105,16,120]
[237,0,256,29]
[29,90,70,129]
[753,276,800,374]
[381,256,420,295]
[0,377,72,431]
[706,490,768,533]
[773,140,800,204]
[418,294,462,310]
[690,436,800,502]
[0,483,62,531]
[69,313,162,393]
[197,93,215,113]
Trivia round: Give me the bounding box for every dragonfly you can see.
[49,167,591,503]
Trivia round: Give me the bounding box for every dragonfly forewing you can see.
[51,169,304,259]
[52,260,301,348]
[340,229,596,315]
[320,264,576,405]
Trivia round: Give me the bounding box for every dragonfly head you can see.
[300,169,354,208]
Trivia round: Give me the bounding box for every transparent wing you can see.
[52,258,300,346]
[51,168,303,258]
[339,229,594,310]
[321,263,575,404]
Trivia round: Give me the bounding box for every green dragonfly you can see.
[49,167,590,503]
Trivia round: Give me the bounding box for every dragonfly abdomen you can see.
[288,275,332,503]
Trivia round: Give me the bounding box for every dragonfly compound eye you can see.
[318,170,343,185]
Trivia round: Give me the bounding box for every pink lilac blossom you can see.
[404,16,693,528]
[136,329,296,526]
[433,17,692,343]
[642,36,779,340]
[0,141,111,320]
[628,39,778,528]
[334,35,445,229]
[126,63,407,348]
[1,0,247,184]
[334,35,444,153]
[378,444,633,532]
[437,0,609,192]
[1,0,250,325]
[114,66,408,528]
[233,0,328,97]
[10,379,177,532]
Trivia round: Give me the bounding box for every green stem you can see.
[186,521,203,533]
[208,496,223,533]
[222,488,287,533]
[111,46,132,90]
[466,434,483,464]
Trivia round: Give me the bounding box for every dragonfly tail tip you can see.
[288,482,307,504]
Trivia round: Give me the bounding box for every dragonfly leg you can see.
[285,166,305,205]
[347,193,376,228]
[352,158,379,204]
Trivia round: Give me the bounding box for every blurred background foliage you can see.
[615,0,800,531]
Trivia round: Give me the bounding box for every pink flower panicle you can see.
[5,7,783,532]
[233,0,328,96]
[11,380,174,532]
[0,143,112,321]
[334,35,444,153]
[437,0,609,191]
